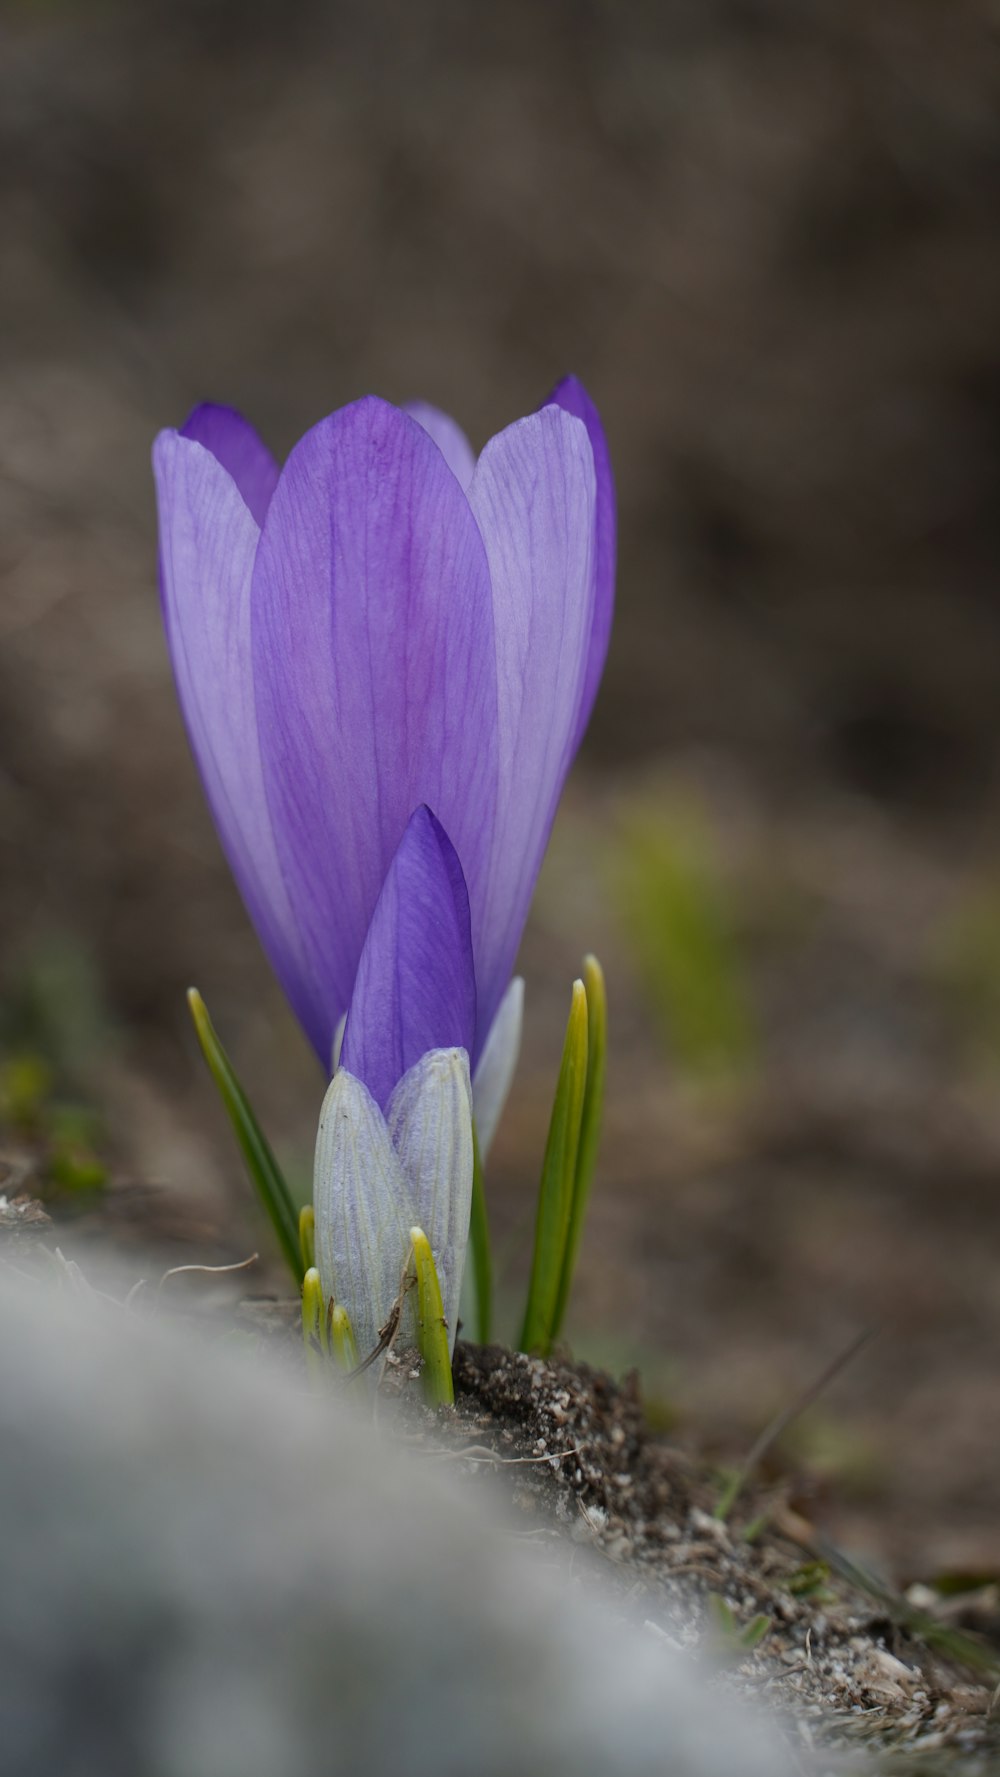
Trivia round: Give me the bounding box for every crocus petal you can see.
[472,976,524,1163]
[386,1046,474,1354]
[341,807,476,1114]
[153,431,310,1031]
[313,1067,416,1363]
[180,403,280,528]
[403,400,476,491]
[252,396,499,1068]
[545,376,616,750]
[466,405,597,1038]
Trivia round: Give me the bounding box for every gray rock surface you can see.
[0,1267,798,1777]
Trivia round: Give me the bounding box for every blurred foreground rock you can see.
[0,1265,796,1777]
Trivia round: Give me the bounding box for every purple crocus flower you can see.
[155,380,614,1348]
[153,380,614,1130]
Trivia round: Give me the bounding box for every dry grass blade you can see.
[157,1255,259,1290]
[715,1325,876,1520]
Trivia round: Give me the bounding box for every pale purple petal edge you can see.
[545,376,616,748]
[181,403,280,528]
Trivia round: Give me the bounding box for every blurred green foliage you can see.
[613,805,755,1082]
[0,933,110,1080]
[0,1050,108,1199]
[786,1560,834,1601]
[778,1410,887,1500]
[0,1053,53,1128]
[928,1570,1000,1599]
[933,883,1000,1066]
[706,1594,770,1658]
[0,933,111,1201]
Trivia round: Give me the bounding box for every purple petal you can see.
[403,401,477,491]
[153,431,312,1034]
[181,403,280,528]
[544,377,616,748]
[341,808,476,1113]
[466,406,597,1038]
[252,396,498,1066]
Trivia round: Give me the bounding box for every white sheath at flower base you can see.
[386,1049,474,1342]
[471,976,524,1162]
[314,1046,474,1364]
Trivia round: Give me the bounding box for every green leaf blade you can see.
[330,1303,359,1372]
[410,1226,454,1407]
[301,1266,327,1378]
[552,954,606,1343]
[187,988,302,1283]
[519,978,589,1357]
[299,1204,316,1273]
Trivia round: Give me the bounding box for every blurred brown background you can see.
[3,0,1000,1576]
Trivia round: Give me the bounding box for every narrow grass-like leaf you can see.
[329,1303,358,1371]
[707,1595,737,1638]
[187,988,302,1282]
[519,979,588,1357]
[739,1615,771,1651]
[410,1226,454,1407]
[713,1469,742,1524]
[299,1204,315,1273]
[811,1536,1000,1679]
[740,1512,770,1546]
[465,1119,492,1344]
[551,954,606,1342]
[706,1597,770,1661]
[301,1266,327,1378]
[714,1326,874,1521]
